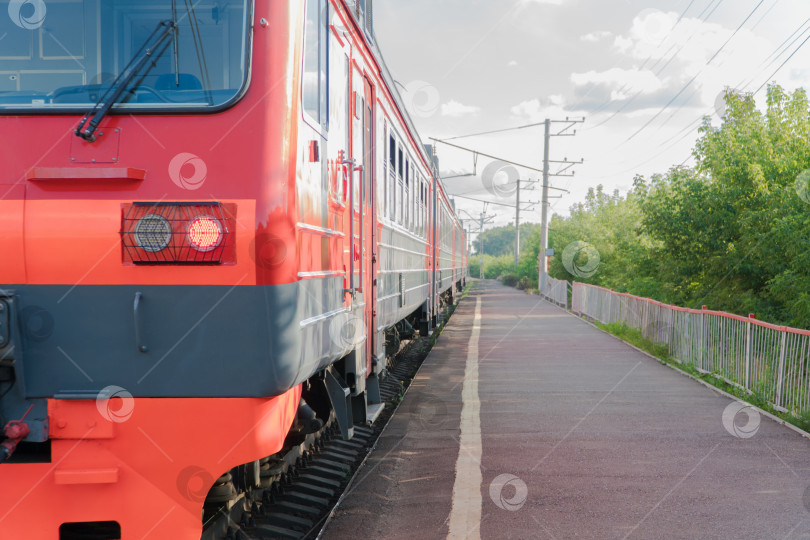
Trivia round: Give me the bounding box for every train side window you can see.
[397,145,405,225]
[409,160,414,229]
[411,168,416,233]
[421,179,426,237]
[416,176,421,236]
[415,175,420,235]
[424,181,428,238]
[383,123,388,218]
[417,174,422,234]
[404,158,410,229]
[408,164,413,232]
[355,95,363,210]
[415,176,419,235]
[355,94,365,206]
[427,185,436,237]
[303,0,329,130]
[389,134,396,220]
[409,165,414,232]
[335,56,349,203]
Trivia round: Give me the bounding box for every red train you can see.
[0,0,466,538]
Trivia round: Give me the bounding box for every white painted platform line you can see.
[447,296,483,540]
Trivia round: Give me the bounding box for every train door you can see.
[350,69,366,314]
[346,65,369,421]
[363,76,377,385]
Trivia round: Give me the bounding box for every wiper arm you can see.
[171,0,180,86]
[75,19,176,142]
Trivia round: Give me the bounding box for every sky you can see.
[374,0,810,233]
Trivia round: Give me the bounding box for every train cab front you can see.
[0,0,307,538]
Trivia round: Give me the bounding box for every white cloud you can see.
[510,96,574,122]
[625,9,677,48]
[510,99,544,122]
[615,9,773,71]
[507,60,518,67]
[581,31,612,43]
[520,0,566,4]
[610,9,775,111]
[571,68,664,97]
[441,100,481,118]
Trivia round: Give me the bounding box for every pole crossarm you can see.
[539,117,585,293]
[550,117,585,137]
[441,173,477,180]
[551,162,580,176]
[453,193,539,208]
[441,121,547,141]
[429,138,544,174]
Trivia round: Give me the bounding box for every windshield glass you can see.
[0,0,251,111]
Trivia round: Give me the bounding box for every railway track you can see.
[201,301,458,540]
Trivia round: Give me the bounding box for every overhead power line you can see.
[677,0,698,24]
[576,0,699,116]
[621,0,768,143]
[588,1,807,182]
[430,137,545,174]
[590,0,753,132]
[707,0,765,64]
[701,0,726,23]
[440,122,546,141]
[750,0,782,32]
[695,0,720,20]
[755,30,810,93]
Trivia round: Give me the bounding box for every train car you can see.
[0,0,465,538]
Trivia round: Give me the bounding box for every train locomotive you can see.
[0,0,466,538]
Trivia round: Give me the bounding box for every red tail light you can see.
[121,203,236,264]
[187,216,223,252]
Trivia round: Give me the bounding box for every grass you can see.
[597,321,810,434]
[390,381,405,407]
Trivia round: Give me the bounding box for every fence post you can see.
[699,306,706,369]
[775,330,787,409]
[667,308,675,356]
[745,314,753,390]
[566,281,572,311]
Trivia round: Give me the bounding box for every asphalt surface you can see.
[323,280,810,540]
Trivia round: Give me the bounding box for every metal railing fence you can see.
[540,275,569,308]
[572,282,810,416]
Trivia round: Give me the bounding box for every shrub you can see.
[516,276,535,290]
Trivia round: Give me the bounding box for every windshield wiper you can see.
[75,19,176,142]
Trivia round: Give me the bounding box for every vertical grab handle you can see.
[357,164,364,294]
[342,157,356,297]
[133,292,148,353]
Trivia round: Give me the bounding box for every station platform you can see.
[322,280,810,540]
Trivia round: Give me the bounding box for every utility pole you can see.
[515,179,520,268]
[539,120,551,292]
[431,139,558,274]
[479,210,485,279]
[456,189,536,274]
[514,178,538,268]
[538,118,585,293]
[459,209,494,280]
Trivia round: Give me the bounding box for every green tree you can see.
[473,223,543,257]
[502,85,810,329]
